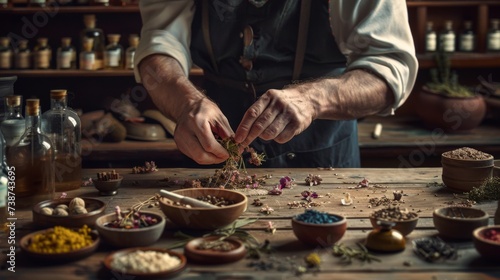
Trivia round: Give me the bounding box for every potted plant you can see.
[416,48,486,132]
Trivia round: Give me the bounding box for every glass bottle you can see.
[79,37,96,70]
[41,89,82,192]
[90,0,109,6]
[80,14,105,69]
[439,20,456,53]
[425,21,437,53]
[459,21,475,52]
[28,0,46,7]
[57,37,77,70]
[33,37,52,70]
[14,39,31,69]
[124,34,139,70]
[0,95,25,148]
[6,99,55,209]
[0,37,12,70]
[0,0,10,8]
[487,19,500,52]
[104,34,123,69]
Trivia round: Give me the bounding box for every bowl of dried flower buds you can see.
[93,170,123,196]
[369,206,419,237]
[433,206,489,240]
[159,188,248,230]
[32,197,106,229]
[95,209,166,248]
[291,209,347,247]
[473,225,500,258]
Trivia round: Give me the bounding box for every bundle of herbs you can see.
[465,177,500,203]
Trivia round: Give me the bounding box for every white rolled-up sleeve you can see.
[134,0,196,82]
[330,0,418,115]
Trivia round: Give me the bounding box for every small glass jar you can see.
[28,0,46,7]
[79,37,96,70]
[124,34,139,70]
[14,39,31,69]
[90,0,109,6]
[57,37,77,70]
[33,37,52,70]
[104,34,123,69]
[0,37,12,70]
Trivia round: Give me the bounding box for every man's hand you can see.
[234,88,316,147]
[174,97,234,165]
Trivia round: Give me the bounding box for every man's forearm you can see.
[292,69,394,120]
[138,54,205,122]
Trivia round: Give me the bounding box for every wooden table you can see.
[1,168,499,280]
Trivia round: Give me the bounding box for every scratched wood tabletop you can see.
[1,168,499,280]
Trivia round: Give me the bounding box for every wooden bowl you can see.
[433,206,489,240]
[104,247,186,278]
[95,211,166,248]
[93,177,123,196]
[441,151,493,192]
[32,197,106,229]
[159,188,248,230]
[291,213,347,247]
[369,213,419,237]
[184,236,247,264]
[20,228,100,262]
[473,225,500,258]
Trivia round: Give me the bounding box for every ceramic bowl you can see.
[159,188,248,230]
[473,225,500,258]
[124,121,167,141]
[20,228,100,262]
[184,236,247,264]
[93,177,123,196]
[291,213,347,247]
[95,211,166,248]
[493,160,500,178]
[32,197,106,229]
[441,151,494,192]
[369,213,419,237]
[104,247,187,278]
[433,206,489,240]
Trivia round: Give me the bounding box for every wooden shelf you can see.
[0,68,204,77]
[406,1,500,7]
[417,52,500,68]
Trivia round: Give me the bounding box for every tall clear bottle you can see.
[41,89,81,192]
[104,34,123,69]
[7,99,54,209]
[80,14,105,69]
[439,20,456,52]
[459,21,475,52]
[487,19,500,52]
[57,37,77,70]
[14,39,31,70]
[0,95,25,149]
[124,34,138,70]
[0,37,12,70]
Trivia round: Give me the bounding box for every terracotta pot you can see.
[441,151,493,192]
[416,87,486,132]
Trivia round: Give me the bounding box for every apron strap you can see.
[292,0,311,81]
[202,0,219,75]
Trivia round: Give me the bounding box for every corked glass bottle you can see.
[14,39,31,70]
[57,37,77,70]
[104,34,123,69]
[33,37,52,70]
[7,99,54,209]
[41,89,82,192]
[0,95,25,148]
[0,37,13,70]
[124,34,139,70]
[80,14,105,69]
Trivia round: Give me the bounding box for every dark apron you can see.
[189,0,360,168]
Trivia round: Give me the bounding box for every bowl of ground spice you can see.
[184,236,247,264]
[159,188,248,230]
[441,147,494,192]
[473,225,500,258]
[433,206,489,240]
[291,209,347,247]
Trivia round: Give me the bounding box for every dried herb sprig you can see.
[465,177,500,203]
[332,243,380,264]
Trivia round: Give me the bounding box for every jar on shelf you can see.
[459,21,475,52]
[41,89,82,192]
[33,37,52,70]
[0,76,17,120]
[90,0,109,6]
[80,14,105,69]
[0,95,25,148]
[125,34,139,70]
[487,19,500,52]
[57,37,77,70]
[439,20,456,53]
[425,21,437,53]
[28,0,46,7]
[79,37,96,70]
[7,99,55,209]
[104,34,123,69]
[14,39,31,70]
[0,37,13,70]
